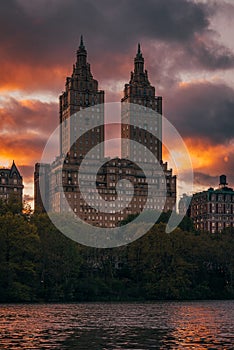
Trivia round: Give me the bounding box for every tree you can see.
[0,194,23,215]
[31,213,82,301]
[0,213,40,302]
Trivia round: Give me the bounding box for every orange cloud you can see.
[0,62,69,93]
[0,135,44,165]
[184,137,233,172]
[163,136,234,189]
[0,97,58,173]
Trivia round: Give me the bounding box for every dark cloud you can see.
[194,172,221,188]
[0,0,105,65]
[185,35,234,71]
[0,0,233,194]
[0,0,233,88]
[194,171,234,190]
[166,81,234,144]
[119,0,209,42]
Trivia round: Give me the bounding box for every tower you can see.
[121,44,176,212]
[49,36,105,213]
[59,36,105,159]
[121,44,162,162]
[34,39,176,220]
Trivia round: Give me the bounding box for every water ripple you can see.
[0,301,233,349]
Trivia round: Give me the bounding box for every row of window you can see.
[194,194,234,202]
[0,187,18,192]
[1,178,18,184]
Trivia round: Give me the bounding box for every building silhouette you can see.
[121,43,162,162]
[0,161,24,204]
[178,193,192,217]
[191,175,234,233]
[59,35,104,159]
[34,38,176,226]
[34,162,50,212]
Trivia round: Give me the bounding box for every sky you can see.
[0,0,234,204]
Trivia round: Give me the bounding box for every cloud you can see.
[185,34,234,70]
[177,150,234,191]
[176,137,234,188]
[0,0,233,94]
[18,165,34,182]
[0,134,45,163]
[0,0,233,198]
[0,97,58,167]
[193,170,234,191]
[0,97,57,135]
[166,81,234,144]
[193,172,221,188]
[0,63,68,93]
[194,170,233,187]
[23,194,34,202]
[118,0,209,42]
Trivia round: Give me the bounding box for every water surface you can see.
[0,301,233,349]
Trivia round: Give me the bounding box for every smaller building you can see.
[191,175,234,233]
[34,162,50,212]
[178,193,192,216]
[0,161,24,204]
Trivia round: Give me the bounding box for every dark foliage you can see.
[0,204,233,302]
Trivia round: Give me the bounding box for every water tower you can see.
[219,174,228,188]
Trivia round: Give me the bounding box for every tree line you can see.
[0,198,233,302]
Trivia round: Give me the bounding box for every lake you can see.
[0,301,233,349]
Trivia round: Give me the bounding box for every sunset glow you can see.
[0,0,233,205]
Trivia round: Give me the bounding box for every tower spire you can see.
[137,43,141,56]
[79,35,85,50]
[76,34,87,66]
[134,42,144,73]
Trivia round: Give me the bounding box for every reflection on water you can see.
[0,301,233,349]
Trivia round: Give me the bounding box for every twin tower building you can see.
[34,37,176,227]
